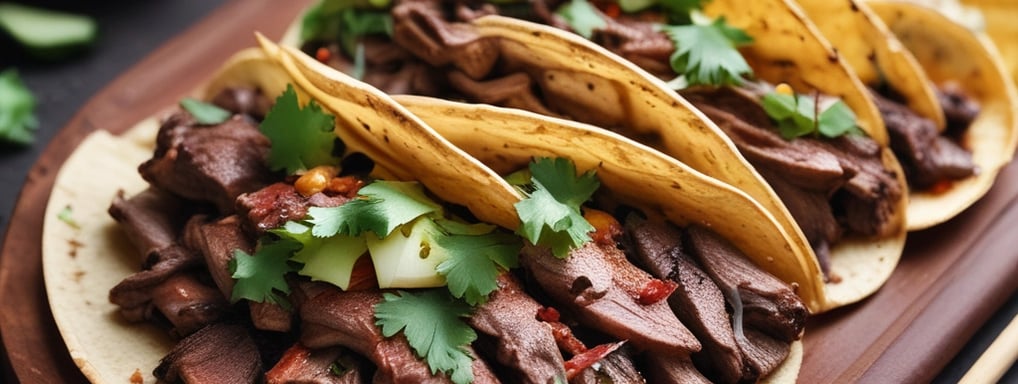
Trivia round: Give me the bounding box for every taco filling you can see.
[296,0,902,278]
[871,83,979,192]
[107,74,806,383]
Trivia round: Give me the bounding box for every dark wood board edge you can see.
[800,160,1018,382]
[0,0,1016,382]
[0,1,310,382]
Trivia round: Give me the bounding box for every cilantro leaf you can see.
[260,84,339,174]
[301,0,392,56]
[229,240,301,307]
[556,0,606,39]
[180,98,231,125]
[818,100,862,137]
[761,91,861,139]
[661,17,753,87]
[308,180,441,238]
[375,290,476,384]
[434,230,521,306]
[514,158,598,258]
[0,69,37,145]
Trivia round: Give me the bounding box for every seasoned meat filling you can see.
[110,84,807,382]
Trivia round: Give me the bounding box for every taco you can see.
[286,0,908,311]
[45,38,809,382]
[795,0,1018,230]
[858,0,1018,229]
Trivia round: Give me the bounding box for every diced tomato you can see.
[536,306,561,322]
[315,47,331,63]
[638,279,677,305]
[327,176,365,197]
[564,341,626,379]
[595,1,621,18]
[549,321,588,356]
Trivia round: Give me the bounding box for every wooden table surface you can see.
[1,0,1015,382]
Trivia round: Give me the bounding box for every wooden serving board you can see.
[1,0,1016,382]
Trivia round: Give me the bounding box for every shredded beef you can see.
[937,82,980,134]
[519,242,701,355]
[872,88,976,190]
[571,345,646,384]
[682,87,901,263]
[154,323,263,384]
[140,112,272,214]
[468,273,567,384]
[210,87,273,120]
[624,217,741,384]
[108,188,195,266]
[685,226,807,343]
[299,287,500,383]
[108,244,226,337]
[266,344,369,384]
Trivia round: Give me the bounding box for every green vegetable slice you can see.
[0,3,96,60]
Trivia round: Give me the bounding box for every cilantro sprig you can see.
[375,289,477,384]
[259,84,339,174]
[511,157,599,258]
[761,90,862,139]
[0,69,37,146]
[660,15,753,87]
[556,0,606,39]
[229,239,301,307]
[308,181,441,238]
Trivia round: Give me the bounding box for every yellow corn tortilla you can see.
[700,0,889,145]
[47,41,805,382]
[867,0,1018,230]
[457,15,906,312]
[394,94,803,384]
[44,44,519,383]
[796,0,946,130]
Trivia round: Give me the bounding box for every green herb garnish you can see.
[56,205,80,229]
[556,0,607,39]
[228,239,301,307]
[375,289,477,384]
[512,157,599,258]
[761,90,862,139]
[259,84,338,174]
[660,15,753,87]
[180,98,231,125]
[0,69,37,146]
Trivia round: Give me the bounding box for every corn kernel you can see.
[775,83,794,95]
[295,165,339,196]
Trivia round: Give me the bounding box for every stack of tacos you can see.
[47,32,822,382]
[287,0,1016,312]
[44,0,1018,382]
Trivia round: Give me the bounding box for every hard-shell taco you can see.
[286,0,909,312]
[46,38,809,383]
